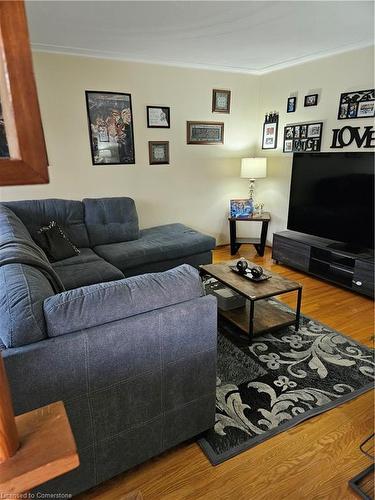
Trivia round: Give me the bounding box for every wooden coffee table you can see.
[200,260,303,340]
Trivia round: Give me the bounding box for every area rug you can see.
[198,299,374,465]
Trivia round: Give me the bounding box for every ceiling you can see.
[26,1,374,75]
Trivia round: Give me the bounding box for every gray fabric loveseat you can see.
[0,198,217,496]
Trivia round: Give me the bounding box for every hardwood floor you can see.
[78,246,374,500]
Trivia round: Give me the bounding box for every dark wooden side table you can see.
[229,212,271,256]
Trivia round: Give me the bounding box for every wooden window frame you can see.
[0,1,49,186]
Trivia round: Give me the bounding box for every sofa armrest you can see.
[43,264,204,337]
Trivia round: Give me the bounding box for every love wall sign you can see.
[330,125,374,149]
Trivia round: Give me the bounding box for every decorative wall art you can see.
[148,141,170,164]
[287,97,296,113]
[262,111,279,149]
[85,91,135,165]
[187,121,224,144]
[146,106,170,128]
[212,89,231,113]
[330,126,375,149]
[283,122,323,153]
[304,94,318,107]
[338,89,375,119]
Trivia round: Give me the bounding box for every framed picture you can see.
[287,97,296,113]
[85,91,135,165]
[262,112,278,149]
[146,106,170,128]
[338,89,375,119]
[212,89,231,113]
[304,94,318,107]
[187,121,224,144]
[285,126,294,139]
[307,123,322,138]
[148,141,169,165]
[230,199,253,219]
[357,101,375,118]
[284,140,293,152]
[283,122,323,153]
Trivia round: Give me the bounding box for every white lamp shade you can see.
[240,158,267,179]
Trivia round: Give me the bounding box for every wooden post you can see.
[0,355,19,463]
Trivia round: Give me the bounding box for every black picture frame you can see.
[283,121,323,153]
[148,141,170,165]
[85,91,135,165]
[262,114,278,149]
[146,106,170,128]
[304,94,318,107]
[337,89,375,120]
[287,97,296,113]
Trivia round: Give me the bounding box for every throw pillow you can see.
[38,221,80,262]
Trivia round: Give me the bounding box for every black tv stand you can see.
[272,231,374,298]
[326,241,371,255]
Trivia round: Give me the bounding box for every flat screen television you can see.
[287,152,374,251]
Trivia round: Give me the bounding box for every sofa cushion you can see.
[83,197,139,246]
[0,204,36,246]
[43,264,204,337]
[93,223,216,273]
[52,248,102,268]
[52,248,125,290]
[3,199,90,248]
[122,251,213,278]
[0,264,53,348]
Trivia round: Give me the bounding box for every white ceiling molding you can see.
[26,0,375,75]
[31,41,374,76]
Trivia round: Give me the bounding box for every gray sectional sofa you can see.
[0,198,217,496]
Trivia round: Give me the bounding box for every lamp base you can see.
[248,178,255,200]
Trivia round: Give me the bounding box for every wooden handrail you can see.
[0,355,19,463]
[0,356,79,496]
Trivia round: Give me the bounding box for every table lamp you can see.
[240,157,267,201]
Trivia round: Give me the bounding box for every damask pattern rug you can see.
[198,299,374,465]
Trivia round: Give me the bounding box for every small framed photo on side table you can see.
[149,141,169,165]
[230,199,254,219]
[147,106,170,128]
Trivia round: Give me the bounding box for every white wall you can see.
[0,47,373,246]
[255,46,375,243]
[0,52,259,244]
